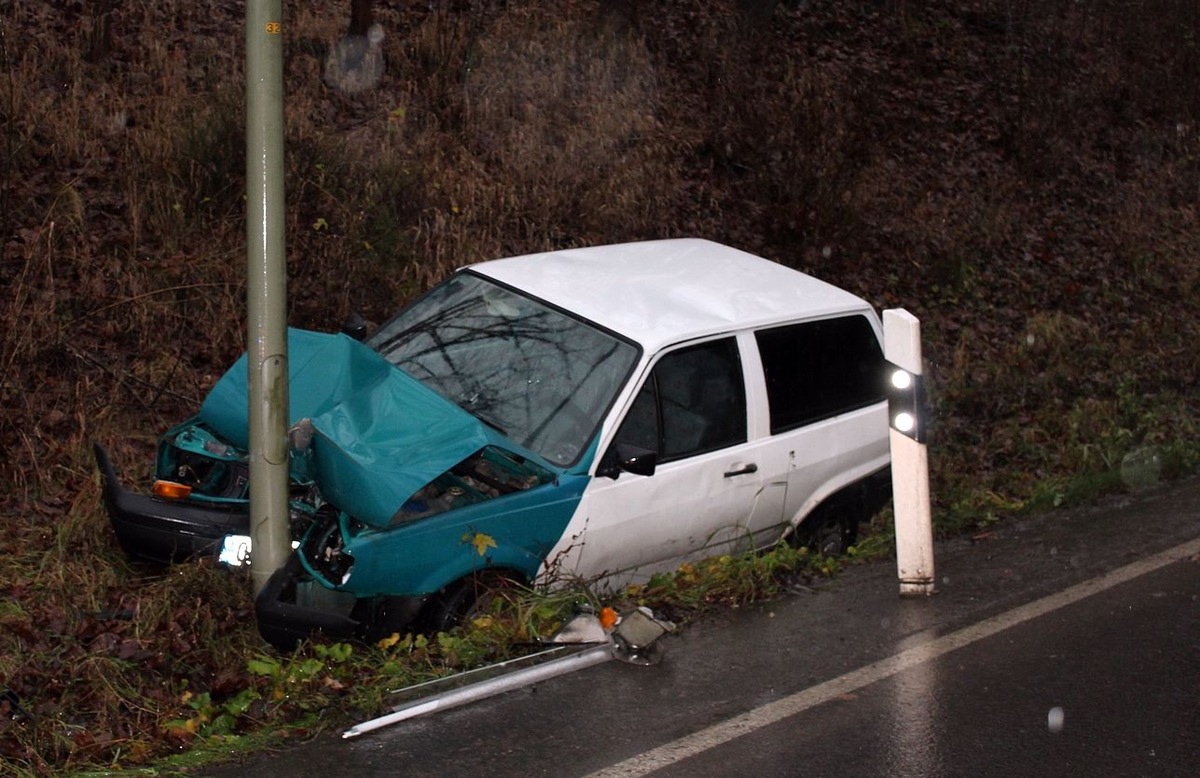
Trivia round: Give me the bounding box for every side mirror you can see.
[341,312,368,341]
[597,444,657,480]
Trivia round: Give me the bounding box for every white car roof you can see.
[468,239,875,353]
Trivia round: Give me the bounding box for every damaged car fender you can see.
[300,473,592,597]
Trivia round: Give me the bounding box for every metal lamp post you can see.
[246,0,290,593]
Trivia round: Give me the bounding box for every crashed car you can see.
[96,239,892,648]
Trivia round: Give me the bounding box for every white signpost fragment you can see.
[883,309,935,596]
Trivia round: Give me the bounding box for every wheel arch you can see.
[785,465,892,542]
[406,541,540,599]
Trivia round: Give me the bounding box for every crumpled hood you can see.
[199,328,490,528]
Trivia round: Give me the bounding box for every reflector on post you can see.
[887,363,926,443]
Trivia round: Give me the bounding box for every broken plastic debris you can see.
[611,606,675,666]
[551,613,609,644]
[614,606,675,648]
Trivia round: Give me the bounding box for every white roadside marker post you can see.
[883,309,936,596]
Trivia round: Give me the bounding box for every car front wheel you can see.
[352,594,425,642]
[417,571,520,634]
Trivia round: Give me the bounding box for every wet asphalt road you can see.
[206,477,1200,777]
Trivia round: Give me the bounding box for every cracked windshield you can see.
[368,272,639,466]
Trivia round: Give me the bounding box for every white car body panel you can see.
[780,404,891,529]
[547,443,772,589]
[472,239,890,591]
[470,239,874,356]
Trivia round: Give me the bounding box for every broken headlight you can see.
[301,505,357,587]
[155,423,249,500]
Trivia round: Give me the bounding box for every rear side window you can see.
[755,315,884,434]
[613,338,747,462]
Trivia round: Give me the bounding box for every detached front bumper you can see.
[256,553,427,651]
[94,442,250,564]
[255,554,360,650]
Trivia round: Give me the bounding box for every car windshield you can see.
[367,271,639,466]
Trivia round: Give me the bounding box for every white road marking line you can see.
[587,535,1200,777]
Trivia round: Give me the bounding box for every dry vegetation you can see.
[1,0,1198,772]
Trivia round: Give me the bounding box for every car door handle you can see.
[723,463,758,478]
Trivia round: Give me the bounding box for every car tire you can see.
[794,508,858,557]
[352,594,425,642]
[418,571,518,634]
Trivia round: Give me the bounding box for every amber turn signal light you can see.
[152,480,192,500]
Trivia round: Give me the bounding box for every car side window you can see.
[755,314,885,435]
[613,338,747,462]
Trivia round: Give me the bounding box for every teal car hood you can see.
[199,328,491,528]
